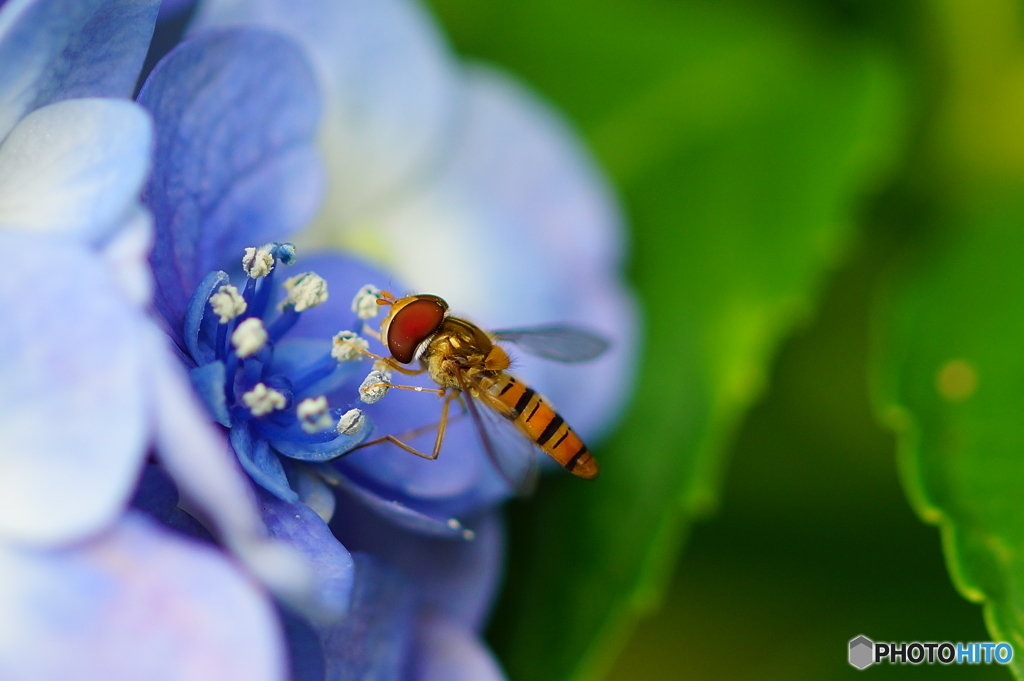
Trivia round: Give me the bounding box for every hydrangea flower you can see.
[192,0,638,511]
[0,2,325,678]
[169,1,636,676]
[1,0,636,677]
[134,23,506,676]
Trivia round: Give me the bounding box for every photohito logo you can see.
[849,635,1013,669]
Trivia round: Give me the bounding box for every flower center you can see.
[184,242,371,446]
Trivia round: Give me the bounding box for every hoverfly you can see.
[346,291,608,488]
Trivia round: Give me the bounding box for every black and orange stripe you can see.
[478,373,598,479]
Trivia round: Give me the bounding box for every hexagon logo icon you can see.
[849,635,874,669]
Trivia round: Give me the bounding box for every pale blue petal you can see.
[375,66,638,442]
[139,27,322,329]
[291,464,335,522]
[320,553,418,681]
[412,616,507,681]
[149,338,317,608]
[97,205,155,307]
[0,98,153,243]
[258,490,353,621]
[0,0,159,141]
[0,233,147,545]
[333,499,504,630]
[192,0,460,226]
[0,513,287,681]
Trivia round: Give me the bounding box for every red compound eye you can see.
[387,298,446,363]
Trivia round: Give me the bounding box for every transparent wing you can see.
[456,373,539,496]
[491,324,610,363]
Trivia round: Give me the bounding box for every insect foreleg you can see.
[370,382,446,396]
[337,339,425,376]
[361,322,382,341]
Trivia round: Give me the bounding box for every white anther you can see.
[358,369,392,404]
[447,518,460,530]
[296,396,333,433]
[352,284,383,320]
[242,383,287,417]
[281,272,328,311]
[231,317,267,358]
[242,245,275,278]
[209,284,247,323]
[336,408,366,436]
[331,331,369,362]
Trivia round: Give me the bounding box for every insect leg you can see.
[344,392,461,460]
[361,322,382,341]
[369,382,445,396]
[337,339,424,376]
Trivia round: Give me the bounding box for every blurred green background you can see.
[423,0,1024,679]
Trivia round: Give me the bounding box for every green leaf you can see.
[876,193,1024,676]
[428,2,906,680]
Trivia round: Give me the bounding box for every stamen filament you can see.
[291,352,340,396]
[266,307,300,343]
[249,266,276,320]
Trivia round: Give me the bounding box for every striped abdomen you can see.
[480,373,598,479]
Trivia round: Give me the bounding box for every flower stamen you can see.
[231,317,268,358]
[209,284,247,323]
[352,284,383,320]
[297,396,334,433]
[336,408,366,435]
[281,272,328,312]
[242,383,287,416]
[331,331,369,362]
[242,245,275,278]
[358,369,392,404]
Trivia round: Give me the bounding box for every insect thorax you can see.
[421,317,508,388]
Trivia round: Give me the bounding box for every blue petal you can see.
[190,361,231,426]
[258,489,353,621]
[191,0,460,225]
[0,0,160,141]
[230,422,297,502]
[332,496,504,631]
[320,553,418,681]
[139,27,323,334]
[412,615,507,681]
[323,469,472,540]
[183,269,228,364]
[0,513,287,681]
[0,233,148,545]
[268,425,368,463]
[130,464,215,542]
[0,98,153,243]
[268,337,361,401]
[277,606,326,681]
